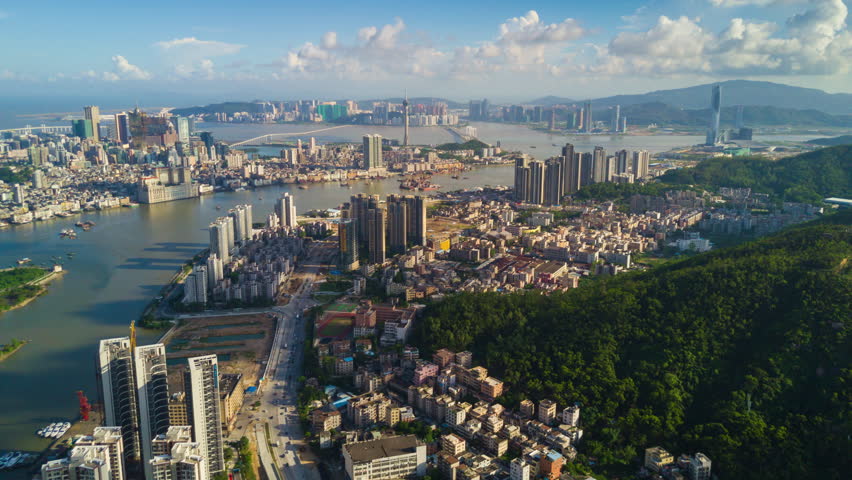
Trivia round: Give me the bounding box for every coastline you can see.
[0,269,67,317]
[0,339,30,362]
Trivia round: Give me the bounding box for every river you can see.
[0,121,823,457]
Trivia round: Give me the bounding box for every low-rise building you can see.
[342,435,426,480]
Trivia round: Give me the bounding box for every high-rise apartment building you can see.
[42,445,117,480]
[632,150,650,179]
[387,196,407,254]
[362,134,383,170]
[208,217,234,263]
[276,193,298,229]
[114,113,130,144]
[528,161,545,205]
[98,338,141,464]
[72,119,94,139]
[591,147,607,183]
[150,430,207,480]
[584,100,593,133]
[543,159,563,206]
[185,355,224,478]
[74,427,126,480]
[134,344,170,479]
[338,218,360,271]
[611,105,620,133]
[404,195,426,246]
[84,106,101,142]
[367,207,387,265]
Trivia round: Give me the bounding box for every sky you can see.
[1,0,850,105]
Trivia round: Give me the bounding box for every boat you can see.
[530,145,537,148]
[16,258,31,265]
[215,206,222,210]
[298,185,308,190]
[451,175,460,179]
[60,229,77,239]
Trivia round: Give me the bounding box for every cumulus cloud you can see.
[111,55,152,80]
[173,59,220,80]
[154,37,245,56]
[586,0,851,77]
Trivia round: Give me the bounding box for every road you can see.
[228,242,333,480]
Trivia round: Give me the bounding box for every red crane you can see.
[77,391,91,421]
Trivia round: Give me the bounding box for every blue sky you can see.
[1,0,850,104]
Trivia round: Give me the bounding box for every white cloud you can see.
[154,37,245,56]
[587,0,852,77]
[111,55,152,80]
[173,59,221,80]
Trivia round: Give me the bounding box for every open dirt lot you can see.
[164,313,276,390]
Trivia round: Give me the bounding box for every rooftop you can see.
[343,435,421,462]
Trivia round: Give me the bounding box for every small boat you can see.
[298,185,308,190]
[215,206,222,210]
[17,258,31,265]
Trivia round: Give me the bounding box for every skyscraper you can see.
[72,119,94,139]
[706,85,722,146]
[208,218,233,264]
[338,218,359,271]
[402,94,410,146]
[98,338,141,464]
[175,117,190,144]
[73,427,126,480]
[543,159,563,206]
[615,150,630,175]
[584,101,593,133]
[528,161,546,205]
[367,207,387,265]
[560,144,578,194]
[84,105,101,142]
[611,105,620,133]
[579,152,594,187]
[387,196,408,254]
[115,113,130,144]
[185,355,224,478]
[404,195,426,246]
[514,157,530,203]
[362,134,383,170]
[134,344,170,480]
[592,146,607,183]
[276,193,298,229]
[632,151,650,179]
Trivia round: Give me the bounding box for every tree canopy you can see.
[414,212,851,479]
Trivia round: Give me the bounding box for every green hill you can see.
[414,213,851,479]
[659,145,852,203]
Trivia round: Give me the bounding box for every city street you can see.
[228,243,329,480]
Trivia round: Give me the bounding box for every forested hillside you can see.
[659,145,852,203]
[415,214,851,479]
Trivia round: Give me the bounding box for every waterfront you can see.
[0,167,516,455]
[0,120,826,457]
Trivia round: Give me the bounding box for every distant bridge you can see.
[229,125,351,147]
[0,124,73,135]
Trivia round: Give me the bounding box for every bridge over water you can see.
[229,125,351,147]
[0,125,73,135]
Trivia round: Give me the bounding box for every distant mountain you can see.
[806,135,852,146]
[590,80,852,115]
[171,101,265,117]
[527,95,576,106]
[614,102,852,128]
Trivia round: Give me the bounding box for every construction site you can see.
[161,313,277,391]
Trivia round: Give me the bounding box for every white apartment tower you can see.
[74,427,125,480]
[98,338,141,464]
[185,355,224,478]
[277,193,298,229]
[134,344,171,480]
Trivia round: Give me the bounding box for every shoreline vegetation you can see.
[138,249,209,330]
[0,267,66,317]
[0,338,29,362]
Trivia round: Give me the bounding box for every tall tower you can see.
[133,344,170,480]
[387,195,408,254]
[403,92,410,146]
[98,338,141,465]
[362,134,383,170]
[84,105,101,142]
[276,193,298,229]
[185,355,224,478]
[338,218,359,271]
[706,85,722,146]
[367,207,387,265]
